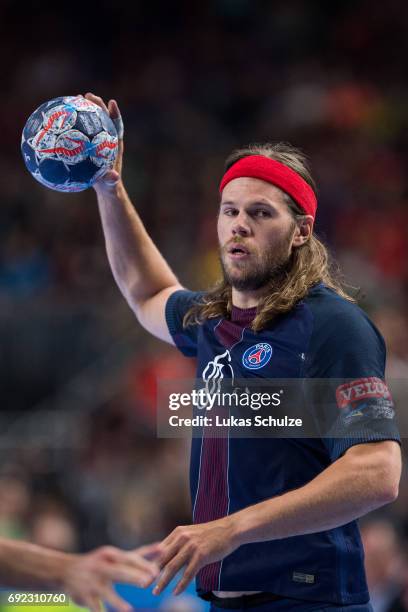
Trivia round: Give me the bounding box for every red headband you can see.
[219,155,317,218]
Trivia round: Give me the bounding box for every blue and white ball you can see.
[21,96,118,192]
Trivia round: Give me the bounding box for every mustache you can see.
[223,237,253,251]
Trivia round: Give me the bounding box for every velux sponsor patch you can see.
[336,377,391,409]
[336,377,395,423]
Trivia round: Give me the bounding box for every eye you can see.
[223,208,238,216]
[252,209,271,218]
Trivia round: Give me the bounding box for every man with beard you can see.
[89,92,401,612]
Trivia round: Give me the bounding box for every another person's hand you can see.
[85,92,124,195]
[61,543,161,612]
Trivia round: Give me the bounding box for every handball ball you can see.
[21,95,118,192]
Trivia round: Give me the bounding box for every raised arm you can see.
[86,93,183,343]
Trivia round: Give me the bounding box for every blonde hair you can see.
[184,143,355,332]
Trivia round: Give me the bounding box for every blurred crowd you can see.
[0,1,408,609]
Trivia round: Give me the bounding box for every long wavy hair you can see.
[184,143,355,332]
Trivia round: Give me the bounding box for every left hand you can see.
[153,519,239,596]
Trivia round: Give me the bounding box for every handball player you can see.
[88,92,402,612]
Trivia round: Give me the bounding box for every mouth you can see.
[227,244,250,259]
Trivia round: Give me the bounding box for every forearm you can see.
[0,538,73,589]
[96,181,179,305]
[229,444,399,546]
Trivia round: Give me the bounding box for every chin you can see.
[232,280,266,291]
[221,258,266,290]
[228,272,266,291]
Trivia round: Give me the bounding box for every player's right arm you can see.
[86,93,183,344]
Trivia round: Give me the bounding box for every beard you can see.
[220,230,294,292]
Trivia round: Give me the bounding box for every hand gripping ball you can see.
[21,96,118,192]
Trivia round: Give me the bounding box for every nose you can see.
[231,212,251,237]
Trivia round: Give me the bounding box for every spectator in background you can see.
[0,476,30,541]
[29,510,78,552]
[372,308,408,380]
[0,226,51,300]
[361,520,408,612]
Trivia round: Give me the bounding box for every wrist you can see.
[95,180,124,202]
[224,509,259,548]
[51,553,78,590]
[221,513,248,549]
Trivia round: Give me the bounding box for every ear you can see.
[292,216,314,247]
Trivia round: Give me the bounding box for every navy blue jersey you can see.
[165,283,400,605]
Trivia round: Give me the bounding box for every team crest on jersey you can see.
[242,343,273,370]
